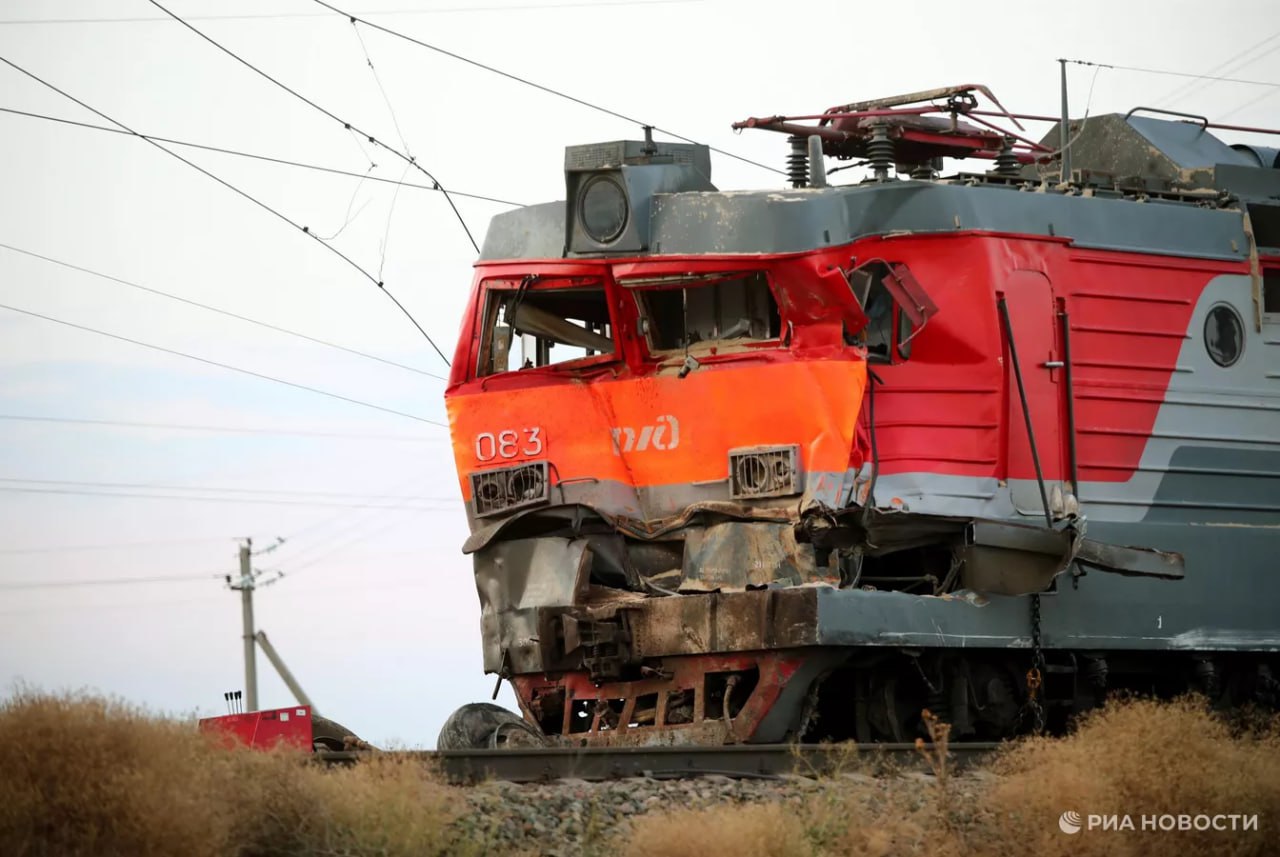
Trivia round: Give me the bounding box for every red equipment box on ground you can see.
[199,705,313,751]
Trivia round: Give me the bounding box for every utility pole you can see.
[229,538,258,712]
[225,537,287,715]
[1058,58,1072,182]
[255,631,316,714]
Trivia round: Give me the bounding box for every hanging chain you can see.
[1025,593,1046,734]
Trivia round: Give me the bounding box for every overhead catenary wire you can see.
[1151,30,1280,106]
[0,593,225,617]
[1046,63,1104,162]
[0,485,454,511]
[1220,87,1280,121]
[146,0,479,261]
[0,537,234,556]
[257,576,433,600]
[1062,55,1280,127]
[272,474,430,561]
[0,106,523,205]
[377,162,413,281]
[0,413,439,442]
[352,22,411,155]
[280,513,420,578]
[1062,58,1280,89]
[309,163,376,240]
[0,1,702,26]
[0,476,454,502]
[0,242,448,381]
[308,0,786,177]
[0,302,448,427]
[348,16,418,281]
[0,574,220,591]
[0,54,451,366]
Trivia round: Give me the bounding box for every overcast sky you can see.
[1,0,1277,746]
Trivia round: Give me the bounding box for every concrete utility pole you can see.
[229,538,258,712]
[255,631,316,713]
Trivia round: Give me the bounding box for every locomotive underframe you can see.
[506,586,1280,746]
[474,500,1203,746]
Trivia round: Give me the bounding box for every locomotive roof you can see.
[482,105,1280,265]
[479,176,1257,264]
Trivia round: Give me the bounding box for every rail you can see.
[316,742,1001,784]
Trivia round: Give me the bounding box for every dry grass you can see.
[981,696,1280,857]
[5,689,1279,856]
[625,696,1280,857]
[0,689,468,857]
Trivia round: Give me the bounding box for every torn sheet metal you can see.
[800,506,1184,596]
[511,651,813,746]
[462,500,794,555]
[473,537,592,674]
[679,520,828,591]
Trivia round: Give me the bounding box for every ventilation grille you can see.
[728,445,800,500]
[565,140,701,171]
[470,461,550,517]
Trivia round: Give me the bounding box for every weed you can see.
[621,695,1280,857]
[0,689,468,857]
[4,689,1278,857]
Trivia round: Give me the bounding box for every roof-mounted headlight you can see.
[563,140,715,255]
[578,175,628,244]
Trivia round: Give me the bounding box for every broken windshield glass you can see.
[629,271,780,351]
[477,280,615,376]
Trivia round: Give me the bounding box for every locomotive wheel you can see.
[311,714,368,751]
[437,702,547,750]
[867,676,918,742]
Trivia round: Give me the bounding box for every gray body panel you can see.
[481,179,1249,263]
[848,271,1280,653]
[815,521,1279,653]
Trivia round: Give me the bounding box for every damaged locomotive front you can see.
[440,93,1280,748]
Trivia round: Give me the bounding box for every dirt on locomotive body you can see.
[437,84,1280,750]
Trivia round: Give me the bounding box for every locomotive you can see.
[439,84,1280,748]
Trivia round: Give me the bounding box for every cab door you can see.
[1001,270,1067,516]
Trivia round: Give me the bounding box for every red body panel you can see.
[198,705,313,751]
[844,233,1235,485]
[452,234,1235,495]
[445,252,871,502]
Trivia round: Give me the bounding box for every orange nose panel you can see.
[446,360,867,498]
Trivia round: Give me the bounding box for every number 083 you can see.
[474,428,543,462]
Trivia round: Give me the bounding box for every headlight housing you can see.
[470,460,550,517]
[578,175,629,244]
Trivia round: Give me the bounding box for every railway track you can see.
[317,742,1000,784]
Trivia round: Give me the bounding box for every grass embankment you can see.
[624,699,1280,857]
[0,690,464,857]
[1,691,1278,856]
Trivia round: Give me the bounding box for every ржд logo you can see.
[611,415,679,454]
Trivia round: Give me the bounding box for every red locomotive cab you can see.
[441,250,885,745]
[446,257,875,537]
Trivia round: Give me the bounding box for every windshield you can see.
[629,271,780,351]
[476,278,615,376]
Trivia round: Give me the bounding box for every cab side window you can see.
[849,261,926,363]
